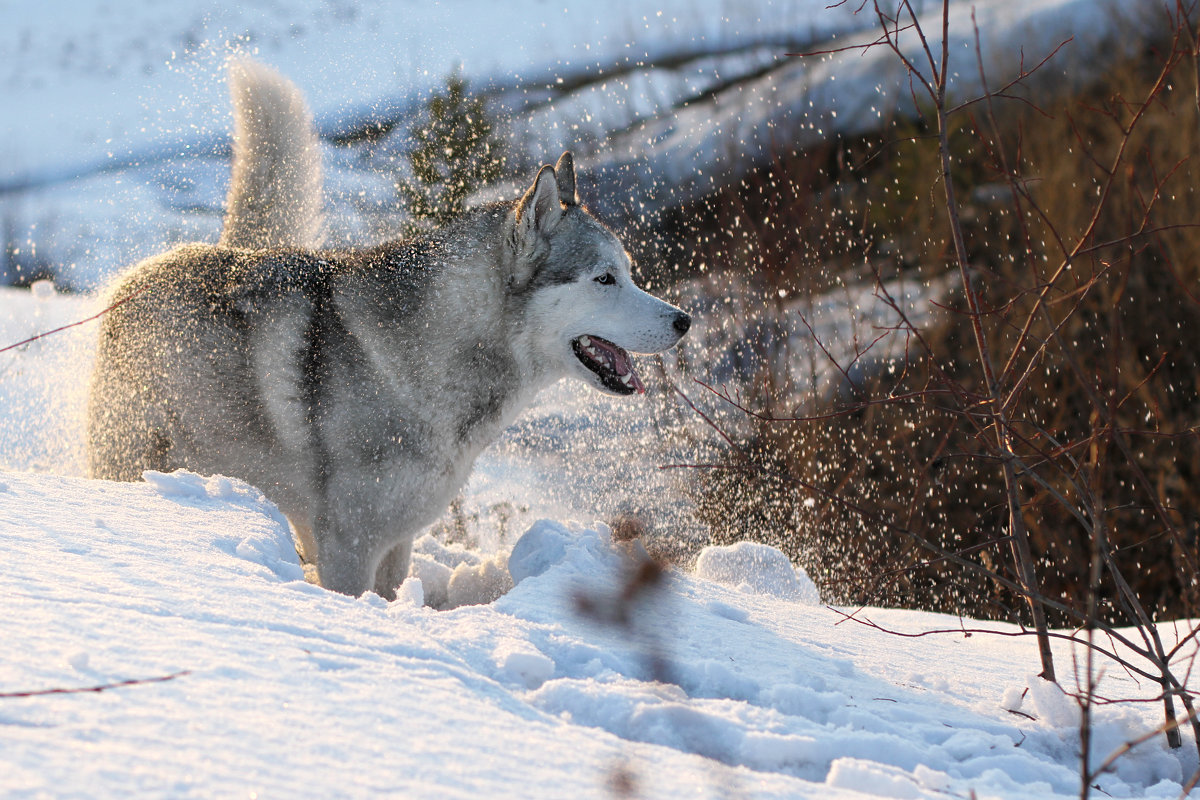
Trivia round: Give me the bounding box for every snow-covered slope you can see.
[1,0,839,190]
[564,0,1165,220]
[1,284,1197,799]
[3,0,1168,289]
[2,467,1193,799]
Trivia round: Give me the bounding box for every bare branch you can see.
[0,670,190,699]
[0,288,145,355]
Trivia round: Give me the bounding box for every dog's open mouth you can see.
[571,335,645,395]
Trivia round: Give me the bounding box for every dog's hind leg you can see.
[372,540,413,601]
[87,357,174,481]
[88,419,172,482]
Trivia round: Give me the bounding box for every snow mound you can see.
[1025,674,1081,729]
[409,533,514,609]
[826,758,926,799]
[495,642,556,690]
[508,518,573,585]
[447,555,512,607]
[142,469,304,582]
[694,541,820,603]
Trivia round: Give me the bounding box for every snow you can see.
[1,0,846,189]
[694,541,820,604]
[477,0,1166,220]
[0,284,93,474]
[0,288,1196,798]
[2,464,1194,797]
[3,1,1200,797]
[509,519,576,586]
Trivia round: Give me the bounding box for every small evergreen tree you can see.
[400,73,504,232]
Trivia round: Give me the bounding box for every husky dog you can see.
[87,60,690,598]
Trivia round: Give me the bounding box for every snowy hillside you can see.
[2,0,817,187]
[1,0,1168,289]
[1,244,1197,800]
[3,465,1194,799]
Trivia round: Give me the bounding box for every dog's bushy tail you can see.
[219,58,324,250]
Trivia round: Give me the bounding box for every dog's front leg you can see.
[312,528,375,597]
[310,476,389,597]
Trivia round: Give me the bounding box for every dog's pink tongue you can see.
[625,363,646,394]
[593,338,645,394]
[614,350,645,394]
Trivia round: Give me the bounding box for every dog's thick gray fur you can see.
[87,60,690,598]
[219,58,324,250]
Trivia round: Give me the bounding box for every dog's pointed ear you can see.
[554,152,578,206]
[515,163,564,243]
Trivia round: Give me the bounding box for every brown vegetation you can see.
[673,15,1200,628]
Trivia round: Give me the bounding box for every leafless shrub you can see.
[670,0,1200,777]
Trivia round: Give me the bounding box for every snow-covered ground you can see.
[3,462,1196,799]
[2,243,1198,800]
[3,1,1200,797]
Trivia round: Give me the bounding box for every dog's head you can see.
[508,153,690,396]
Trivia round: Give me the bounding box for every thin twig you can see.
[0,670,191,698]
[0,288,145,355]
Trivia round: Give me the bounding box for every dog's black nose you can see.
[673,311,691,336]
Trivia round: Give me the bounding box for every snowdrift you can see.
[1,467,1193,798]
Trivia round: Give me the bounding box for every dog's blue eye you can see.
[595,273,615,285]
